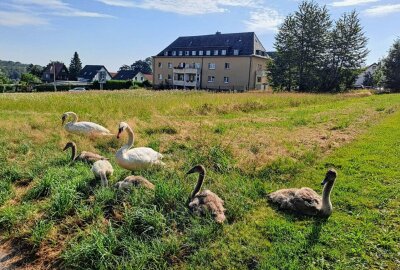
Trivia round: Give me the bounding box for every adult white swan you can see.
[115,122,165,171]
[61,112,113,136]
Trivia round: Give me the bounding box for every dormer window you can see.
[192,51,196,56]
[221,50,226,55]
[206,50,211,56]
[179,51,183,56]
[234,49,239,55]
[185,51,190,56]
[164,51,168,56]
[214,50,218,55]
[172,51,176,56]
[199,51,203,56]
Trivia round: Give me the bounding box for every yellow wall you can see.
[153,55,268,90]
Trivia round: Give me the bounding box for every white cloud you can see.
[10,0,113,18]
[0,10,47,26]
[364,4,400,16]
[96,0,135,7]
[244,8,283,33]
[98,0,261,15]
[331,0,379,7]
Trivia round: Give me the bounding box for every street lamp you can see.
[50,60,57,91]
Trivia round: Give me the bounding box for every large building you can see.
[153,32,270,91]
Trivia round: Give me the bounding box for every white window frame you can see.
[208,63,216,70]
[224,76,229,83]
[199,50,203,56]
[234,49,239,55]
[158,74,162,80]
[208,76,215,83]
[172,51,176,56]
[192,51,196,56]
[164,51,168,56]
[168,62,172,69]
[221,50,226,55]
[214,50,218,55]
[185,51,190,56]
[179,51,183,56]
[206,50,211,56]
[158,62,162,68]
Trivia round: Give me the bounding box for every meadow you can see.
[0,90,399,269]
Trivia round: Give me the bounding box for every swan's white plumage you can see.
[62,112,112,136]
[115,122,164,171]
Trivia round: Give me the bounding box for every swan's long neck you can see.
[123,126,134,150]
[321,181,335,215]
[191,169,205,199]
[70,144,77,161]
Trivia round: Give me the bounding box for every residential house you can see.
[113,70,137,81]
[77,65,112,82]
[41,62,69,83]
[354,63,378,87]
[152,31,270,90]
[113,70,152,83]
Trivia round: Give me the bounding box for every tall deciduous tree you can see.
[293,1,331,92]
[324,11,368,91]
[119,64,132,71]
[69,52,82,80]
[269,1,368,92]
[383,39,400,90]
[131,59,152,74]
[27,64,44,78]
[0,68,10,84]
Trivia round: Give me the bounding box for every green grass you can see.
[0,89,399,269]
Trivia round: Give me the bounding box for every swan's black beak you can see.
[63,145,69,151]
[321,177,328,185]
[117,128,123,139]
[61,116,66,126]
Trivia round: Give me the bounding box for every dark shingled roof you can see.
[113,70,138,80]
[157,32,268,57]
[78,65,109,81]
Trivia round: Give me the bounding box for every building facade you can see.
[153,32,269,91]
[77,65,112,83]
[41,62,69,83]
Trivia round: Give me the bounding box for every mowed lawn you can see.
[0,90,399,269]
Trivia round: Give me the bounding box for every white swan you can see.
[61,112,113,136]
[115,122,164,171]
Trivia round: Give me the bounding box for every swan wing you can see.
[292,188,322,215]
[65,121,111,135]
[116,147,163,170]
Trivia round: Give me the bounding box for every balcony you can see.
[173,68,198,74]
[173,80,197,87]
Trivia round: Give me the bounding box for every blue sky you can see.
[0,0,399,72]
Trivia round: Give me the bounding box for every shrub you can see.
[92,80,133,90]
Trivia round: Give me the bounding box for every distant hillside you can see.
[0,60,34,80]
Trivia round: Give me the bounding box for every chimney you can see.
[216,31,221,35]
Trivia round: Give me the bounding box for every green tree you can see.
[20,73,41,85]
[119,64,132,71]
[324,11,368,91]
[0,68,10,84]
[270,16,298,91]
[383,39,400,90]
[27,64,44,78]
[293,1,331,92]
[68,52,82,80]
[270,1,331,92]
[131,59,152,74]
